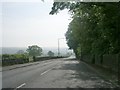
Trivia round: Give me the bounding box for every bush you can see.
[2,54,29,66]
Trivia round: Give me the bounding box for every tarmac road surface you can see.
[2,58,115,89]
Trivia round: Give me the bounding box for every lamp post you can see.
[58,38,65,56]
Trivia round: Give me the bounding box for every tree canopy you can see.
[26,45,42,57]
[47,51,54,57]
[16,50,24,54]
[50,2,120,58]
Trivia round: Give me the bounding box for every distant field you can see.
[0,47,72,56]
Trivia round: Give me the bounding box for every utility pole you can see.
[58,38,65,56]
[58,38,60,56]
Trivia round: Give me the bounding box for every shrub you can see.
[2,54,29,66]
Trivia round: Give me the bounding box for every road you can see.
[2,58,115,89]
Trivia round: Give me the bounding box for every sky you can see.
[1,0,71,48]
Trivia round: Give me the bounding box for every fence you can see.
[81,54,120,73]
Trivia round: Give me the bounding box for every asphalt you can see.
[2,58,116,89]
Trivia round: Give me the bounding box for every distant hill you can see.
[1,47,73,56]
[1,47,26,54]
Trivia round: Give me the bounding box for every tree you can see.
[50,2,120,59]
[16,50,24,54]
[26,45,42,57]
[47,51,54,57]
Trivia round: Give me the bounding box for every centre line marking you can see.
[16,83,26,89]
[41,69,51,75]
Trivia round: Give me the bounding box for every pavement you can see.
[1,62,39,72]
[1,59,57,72]
[2,58,117,89]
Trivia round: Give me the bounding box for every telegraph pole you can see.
[58,38,65,56]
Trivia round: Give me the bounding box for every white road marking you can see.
[43,62,52,66]
[41,69,51,75]
[16,83,26,89]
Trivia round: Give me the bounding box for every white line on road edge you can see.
[41,69,52,75]
[15,83,26,89]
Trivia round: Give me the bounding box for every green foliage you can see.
[47,51,54,57]
[2,54,29,66]
[50,2,120,58]
[16,50,24,54]
[26,45,42,57]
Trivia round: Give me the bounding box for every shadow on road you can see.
[53,59,115,88]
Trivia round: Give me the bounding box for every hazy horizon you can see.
[2,1,71,48]
[1,47,73,55]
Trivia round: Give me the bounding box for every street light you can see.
[58,38,65,56]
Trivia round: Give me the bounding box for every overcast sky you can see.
[1,0,71,48]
